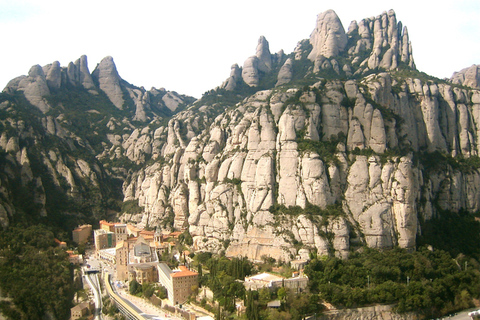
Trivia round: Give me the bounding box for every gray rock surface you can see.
[92,56,125,109]
[451,65,480,88]
[276,58,293,86]
[256,36,272,73]
[308,10,347,60]
[242,56,260,87]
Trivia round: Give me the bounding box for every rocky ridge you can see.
[0,9,479,263]
[451,64,480,89]
[118,10,480,261]
[0,55,194,229]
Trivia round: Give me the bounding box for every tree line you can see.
[305,247,480,318]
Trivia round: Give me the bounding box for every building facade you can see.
[244,272,308,293]
[116,240,129,281]
[72,224,92,245]
[114,223,127,243]
[128,263,158,285]
[94,229,115,251]
[171,266,199,305]
[157,263,199,305]
[70,301,94,320]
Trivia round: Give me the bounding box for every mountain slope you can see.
[0,55,194,230]
[119,9,480,261]
[0,9,479,264]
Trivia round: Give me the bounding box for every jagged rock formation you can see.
[92,56,125,109]
[1,9,480,263]
[307,9,348,60]
[222,9,415,92]
[276,58,293,86]
[122,68,480,260]
[0,55,194,229]
[451,64,480,88]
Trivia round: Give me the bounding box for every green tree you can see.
[246,290,260,320]
[129,279,141,295]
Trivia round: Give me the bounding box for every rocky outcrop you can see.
[276,58,293,86]
[256,36,272,73]
[44,61,62,90]
[346,10,415,72]
[92,56,125,109]
[307,9,347,61]
[242,56,260,87]
[222,64,241,91]
[4,65,52,113]
[241,36,274,87]
[451,64,480,88]
[121,66,480,260]
[222,9,416,93]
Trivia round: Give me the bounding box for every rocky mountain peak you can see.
[76,55,96,92]
[92,56,125,109]
[256,35,272,73]
[240,36,273,87]
[307,9,347,60]
[28,64,46,78]
[346,9,415,71]
[221,9,416,92]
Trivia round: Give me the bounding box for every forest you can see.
[305,247,480,318]
[0,225,75,320]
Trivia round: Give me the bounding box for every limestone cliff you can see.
[122,70,480,260]
[1,9,480,263]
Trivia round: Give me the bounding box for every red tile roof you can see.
[171,266,198,278]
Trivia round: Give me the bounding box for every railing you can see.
[103,272,147,320]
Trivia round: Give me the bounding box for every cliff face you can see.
[1,9,479,261]
[122,72,480,261]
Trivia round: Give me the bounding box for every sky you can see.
[1,0,479,98]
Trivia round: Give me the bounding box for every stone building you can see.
[70,301,94,320]
[94,228,114,251]
[157,263,199,305]
[128,263,158,284]
[244,272,308,293]
[72,224,92,245]
[116,240,129,281]
[171,266,199,305]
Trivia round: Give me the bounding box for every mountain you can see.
[0,55,195,231]
[1,9,479,264]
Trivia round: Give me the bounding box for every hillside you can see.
[1,9,480,261]
[2,7,480,319]
[0,7,479,261]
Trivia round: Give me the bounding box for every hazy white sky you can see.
[1,0,479,98]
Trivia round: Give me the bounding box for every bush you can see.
[129,279,141,295]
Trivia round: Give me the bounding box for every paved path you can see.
[116,288,182,320]
[448,309,478,320]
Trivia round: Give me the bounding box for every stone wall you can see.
[320,305,417,320]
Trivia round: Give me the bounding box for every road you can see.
[84,250,198,320]
[84,271,103,320]
[448,308,479,320]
